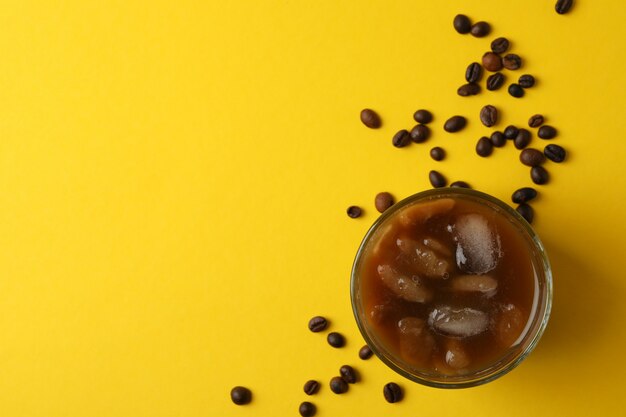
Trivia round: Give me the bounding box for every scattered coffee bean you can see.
[346,206,362,219]
[514,128,532,149]
[544,144,567,162]
[519,74,535,88]
[555,0,574,14]
[429,170,447,188]
[413,109,433,124]
[479,105,498,127]
[340,365,358,384]
[444,115,467,132]
[486,72,505,90]
[465,62,483,83]
[531,166,550,185]
[512,187,538,204]
[457,83,481,96]
[330,376,349,394]
[490,131,506,147]
[374,192,394,213]
[308,316,328,332]
[503,54,522,70]
[410,124,430,143]
[327,332,346,348]
[304,380,320,395]
[516,203,534,224]
[453,14,472,34]
[450,181,471,188]
[359,345,373,360]
[299,401,317,417]
[430,146,446,161]
[360,109,381,128]
[392,129,411,148]
[504,125,519,139]
[528,114,545,128]
[383,383,403,403]
[538,125,558,139]
[508,83,525,98]
[491,37,510,54]
[476,137,493,157]
[482,52,503,72]
[230,386,252,405]
[470,21,491,37]
[520,148,545,166]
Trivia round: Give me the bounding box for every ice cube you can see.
[377,264,433,303]
[397,317,435,366]
[444,339,470,369]
[370,222,398,257]
[454,213,502,275]
[398,198,456,226]
[368,303,390,325]
[451,275,498,296]
[493,303,526,348]
[423,237,452,257]
[428,306,489,338]
[396,237,451,279]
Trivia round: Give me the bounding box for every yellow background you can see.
[0,1,624,416]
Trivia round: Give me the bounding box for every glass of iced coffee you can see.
[351,188,552,388]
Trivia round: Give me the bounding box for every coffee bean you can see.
[512,187,538,204]
[340,365,358,384]
[453,14,472,34]
[392,129,411,147]
[516,204,534,224]
[480,105,498,127]
[476,137,493,157]
[482,52,503,72]
[410,124,430,143]
[514,128,532,149]
[429,170,447,188]
[413,109,433,124]
[375,192,394,213]
[486,72,505,90]
[330,376,349,394]
[360,109,381,128]
[503,54,522,70]
[346,206,362,218]
[544,144,567,162]
[491,37,510,54]
[531,166,550,185]
[230,386,252,405]
[528,114,545,128]
[490,131,506,147]
[519,74,535,88]
[304,380,320,395]
[327,332,346,348]
[508,83,525,98]
[450,181,471,188]
[430,146,445,161]
[444,115,467,132]
[519,148,545,166]
[538,125,557,139]
[308,316,328,332]
[470,21,491,37]
[465,62,483,83]
[555,0,574,14]
[504,125,519,139]
[359,345,373,360]
[299,401,317,417]
[383,383,403,403]
[457,83,480,96]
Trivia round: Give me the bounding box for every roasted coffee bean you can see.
[308,316,328,332]
[450,181,471,188]
[491,37,510,54]
[508,83,525,98]
[304,380,320,395]
[520,148,545,166]
[482,52,503,72]
[444,115,467,132]
[410,124,430,143]
[327,332,346,348]
[230,386,252,405]
[556,0,574,14]
[516,204,534,224]
[375,192,394,213]
[330,376,349,394]
[299,401,317,417]
[531,166,550,185]
[514,128,532,149]
[490,131,506,147]
[340,365,358,384]
[504,125,519,139]
[430,147,445,161]
[476,137,493,157]
[538,125,557,139]
[360,109,381,128]
[457,83,481,96]
[528,114,545,128]
[359,345,373,360]
[480,105,498,127]
[512,187,538,204]
[429,170,447,188]
[383,383,403,403]
[519,74,535,88]
[470,21,491,37]
[465,62,483,83]
[503,54,522,70]
[453,14,472,34]
[413,109,433,124]
[544,144,567,162]
[346,206,362,218]
[392,129,411,147]
[486,72,505,90]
